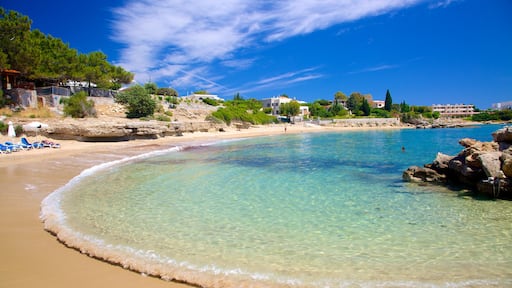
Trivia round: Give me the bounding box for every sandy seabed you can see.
[0,123,403,288]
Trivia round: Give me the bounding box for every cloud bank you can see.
[111,0,424,94]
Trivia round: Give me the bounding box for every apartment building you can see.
[431,104,476,117]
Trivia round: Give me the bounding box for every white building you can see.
[372,100,385,109]
[260,96,310,119]
[492,101,512,110]
[432,104,477,117]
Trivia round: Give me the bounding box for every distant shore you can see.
[0,122,409,288]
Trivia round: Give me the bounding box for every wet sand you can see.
[0,124,403,288]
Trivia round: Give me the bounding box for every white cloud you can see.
[349,64,400,74]
[428,0,460,9]
[111,0,423,93]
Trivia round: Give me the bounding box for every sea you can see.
[41,124,512,288]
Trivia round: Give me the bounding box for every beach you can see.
[2,123,404,288]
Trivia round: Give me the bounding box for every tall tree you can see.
[384,89,393,111]
[0,8,33,71]
[361,98,371,116]
[280,100,301,120]
[347,92,365,114]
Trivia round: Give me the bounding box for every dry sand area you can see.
[0,123,401,288]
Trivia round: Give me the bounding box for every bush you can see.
[202,98,220,106]
[0,121,7,134]
[155,114,171,122]
[15,125,23,136]
[157,88,178,97]
[116,85,156,118]
[63,91,97,118]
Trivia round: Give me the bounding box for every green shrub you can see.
[202,98,220,106]
[15,124,23,136]
[164,110,173,117]
[0,121,7,134]
[116,85,156,118]
[155,114,171,122]
[62,91,97,118]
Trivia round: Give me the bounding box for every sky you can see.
[2,0,511,109]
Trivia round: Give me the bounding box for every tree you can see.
[334,91,347,100]
[62,91,96,118]
[115,85,156,118]
[361,98,371,116]
[347,92,364,114]
[109,66,134,90]
[400,101,410,112]
[280,100,300,121]
[384,89,392,111]
[144,82,158,94]
[233,92,243,101]
[156,87,178,97]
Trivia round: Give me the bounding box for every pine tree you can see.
[384,89,393,111]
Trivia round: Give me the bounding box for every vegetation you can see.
[211,97,276,125]
[202,98,221,106]
[384,89,392,111]
[62,91,96,118]
[280,101,301,120]
[115,85,156,118]
[157,87,178,97]
[472,110,512,122]
[0,8,133,89]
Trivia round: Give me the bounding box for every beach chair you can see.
[4,142,20,152]
[0,143,12,154]
[21,137,44,149]
[41,139,61,148]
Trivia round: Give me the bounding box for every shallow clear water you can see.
[48,125,512,287]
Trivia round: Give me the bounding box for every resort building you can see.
[432,104,477,117]
[260,95,310,120]
[492,101,512,110]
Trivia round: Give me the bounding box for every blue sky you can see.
[3,0,511,109]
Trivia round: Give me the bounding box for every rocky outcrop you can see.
[403,126,512,200]
[27,119,226,141]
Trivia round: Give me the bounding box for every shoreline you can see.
[0,123,407,288]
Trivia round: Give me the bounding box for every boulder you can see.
[402,166,446,183]
[492,126,512,144]
[404,126,512,200]
[478,152,502,178]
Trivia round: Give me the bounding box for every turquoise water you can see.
[43,125,512,287]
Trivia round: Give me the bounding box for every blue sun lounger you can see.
[0,143,12,154]
[21,137,44,149]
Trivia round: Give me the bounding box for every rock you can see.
[501,153,512,178]
[402,166,446,183]
[403,126,512,200]
[492,126,512,143]
[459,138,477,148]
[478,152,502,178]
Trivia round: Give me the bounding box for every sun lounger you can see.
[41,139,61,148]
[21,137,43,149]
[4,142,21,152]
[0,143,12,154]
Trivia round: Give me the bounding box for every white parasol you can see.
[7,121,16,138]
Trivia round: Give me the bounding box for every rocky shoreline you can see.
[403,126,512,200]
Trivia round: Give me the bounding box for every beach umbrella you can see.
[23,121,48,130]
[7,121,16,138]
